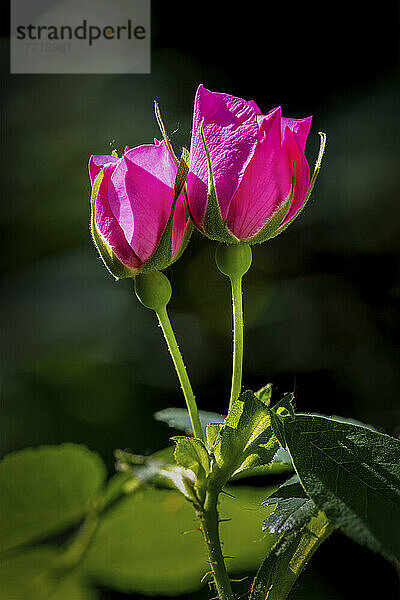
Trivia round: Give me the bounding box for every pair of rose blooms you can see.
[89,85,316,277]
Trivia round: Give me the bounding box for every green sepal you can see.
[270,132,327,239]
[269,392,295,447]
[90,171,140,280]
[255,383,273,407]
[210,390,279,486]
[248,165,295,245]
[154,100,179,166]
[140,147,191,273]
[199,119,240,244]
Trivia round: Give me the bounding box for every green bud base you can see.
[215,243,253,279]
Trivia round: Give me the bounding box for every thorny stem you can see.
[157,306,204,441]
[197,490,235,600]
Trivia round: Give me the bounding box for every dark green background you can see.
[1,1,399,598]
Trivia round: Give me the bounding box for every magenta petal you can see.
[95,164,142,269]
[227,107,292,240]
[281,116,312,152]
[187,85,260,226]
[171,193,187,258]
[280,126,311,225]
[109,141,178,263]
[248,99,262,115]
[89,154,119,185]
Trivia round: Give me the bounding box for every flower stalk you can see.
[215,243,252,410]
[229,273,244,410]
[134,271,204,441]
[156,305,204,441]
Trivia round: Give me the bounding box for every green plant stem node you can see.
[215,243,252,279]
[134,271,172,312]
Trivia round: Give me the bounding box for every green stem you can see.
[229,274,244,411]
[197,490,235,600]
[157,306,204,441]
[58,509,99,570]
[215,243,251,413]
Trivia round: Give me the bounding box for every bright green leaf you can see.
[250,512,333,600]
[284,413,400,561]
[0,444,107,553]
[212,391,279,485]
[172,436,210,481]
[81,485,279,596]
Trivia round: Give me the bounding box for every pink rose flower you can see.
[89,140,191,278]
[187,85,323,244]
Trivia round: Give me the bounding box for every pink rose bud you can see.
[187,85,326,244]
[89,141,191,279]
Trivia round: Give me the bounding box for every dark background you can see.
[1,1,399,598]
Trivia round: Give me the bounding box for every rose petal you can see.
[89,154,119,185]
[280,125,311,225]
[109,141,181,263]
[187,85,259,226]
[95,164,142,269]
[227,107,292,240]
[281,116,312,152]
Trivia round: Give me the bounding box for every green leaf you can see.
[0,444,107,553]
[154,406,225,435]
[200,119,239,243]
[0,547,97,600]
[230,446,293,481]
[311,412,376,430]
[263,474,318,537]
[172,436,211,503]
[172,436,210,482]
[81,485,279,596]
[211,391,279,485]
[250,511,333,600]
[269,392,295,447]
[283,413,400,561]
